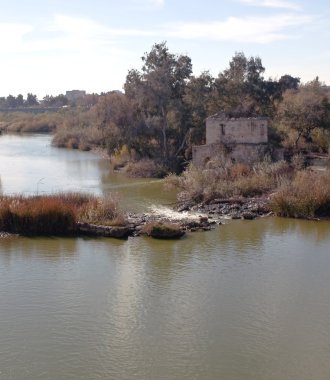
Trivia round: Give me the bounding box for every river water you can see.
[0,134,330,380]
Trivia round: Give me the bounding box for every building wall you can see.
[192,143,227,167]
[65,90,86,102]
[206,117,268,145]
[192,143,269,167]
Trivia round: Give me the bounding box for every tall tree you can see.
[212,52,277,116]
[276,78,330,148]
[6,95,17,108]
[183,71,214,149]
[25,93,38,107]
[124,42,192,165]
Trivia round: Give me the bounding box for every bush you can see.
[124,159,167,178]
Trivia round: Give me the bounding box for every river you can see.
[0,134,330,380]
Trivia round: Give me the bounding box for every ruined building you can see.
[192,113,269,167]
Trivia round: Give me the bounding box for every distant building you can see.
[192,113,269,166]
[65,90,86,102]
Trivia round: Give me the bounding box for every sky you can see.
[0,0,329,99]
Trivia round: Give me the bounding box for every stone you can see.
[242,212,257,220]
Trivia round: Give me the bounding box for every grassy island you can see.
[0,193,125,236]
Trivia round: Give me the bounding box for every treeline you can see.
[0,93,67,108]
[0,93,39,108]
[2,42,330,172]
[0,93,99,108]
[52,42,330,173]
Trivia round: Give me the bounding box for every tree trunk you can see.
[161,105,168,163]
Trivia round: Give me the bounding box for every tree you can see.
[25,93,38,107]
[16,94,24,107]
[211,52,292,117]
[183,71,214,150]
[276,79,330,148]
[6,95,17,108]
[212,52,267,116]
[124,42,192,166]
[42,94,68,107]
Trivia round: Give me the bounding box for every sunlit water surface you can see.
[0,134,330,380]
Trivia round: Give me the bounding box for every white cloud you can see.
[240,0,301,10]
[129,0,164,9]
[167,14,311,43]
[0,15,153,55]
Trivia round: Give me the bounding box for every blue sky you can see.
[0,0,329,98]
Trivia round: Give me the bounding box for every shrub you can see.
[124,159,167,178]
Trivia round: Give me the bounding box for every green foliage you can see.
[124,42,193,165]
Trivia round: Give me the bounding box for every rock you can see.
[148,224,185,239]
[231,213,242,220]
[107,226,131,238]
[77,223,131,239]
[242,212,257,220]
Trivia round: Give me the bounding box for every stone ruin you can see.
[192,113,269,167]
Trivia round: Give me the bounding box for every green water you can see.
[0,134,330,380]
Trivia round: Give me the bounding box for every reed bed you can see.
[0,193,126,235]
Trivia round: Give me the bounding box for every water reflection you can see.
[0,134,176,211]
[0,236,78,263]
[1,134,330,380]
[270,217,330,243]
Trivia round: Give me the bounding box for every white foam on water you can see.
[147,204,207,221]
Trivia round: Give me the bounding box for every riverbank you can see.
[0,193,219,240]
[165,161,330,220]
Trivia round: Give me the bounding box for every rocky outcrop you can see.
[77,223,131,238]
[179,196,271,220]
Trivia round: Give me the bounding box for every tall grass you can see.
[271,170,330,218]
[0,195,76,235]
[77,194,126,226]
[165,159,292,204]
[0,193,126,235]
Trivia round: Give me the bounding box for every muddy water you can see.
[0,134,330,380]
